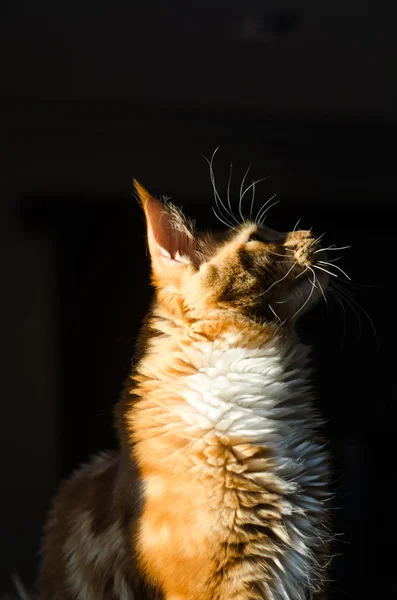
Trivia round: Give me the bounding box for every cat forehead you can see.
[196,223,256,261]
[201,223,255,245]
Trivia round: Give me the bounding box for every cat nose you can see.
[284,230,315,247]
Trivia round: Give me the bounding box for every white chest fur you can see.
[180,340,315,455]
[176,338,330,600]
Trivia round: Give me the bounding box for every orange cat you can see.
[38,180,332,600]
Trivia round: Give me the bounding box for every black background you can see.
[1,2,396,598]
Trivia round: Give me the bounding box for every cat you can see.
[38,180,332,600]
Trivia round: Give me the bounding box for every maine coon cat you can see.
[38,179,333,600]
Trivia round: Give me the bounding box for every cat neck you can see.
[148,300,298,349]
[128,304,314,450]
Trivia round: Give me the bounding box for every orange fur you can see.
[126,184,331,599]
[127,320,328,600]
[38,181,332,600]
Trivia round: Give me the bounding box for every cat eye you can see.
[247,232,263,243]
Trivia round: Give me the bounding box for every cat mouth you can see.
[287,253,325,282]
[292,259,329,295]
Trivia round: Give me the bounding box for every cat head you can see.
[136,181,328,325]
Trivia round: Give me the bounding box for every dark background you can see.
[1,2,396,598]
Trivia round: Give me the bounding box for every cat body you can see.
[38,182,331,600]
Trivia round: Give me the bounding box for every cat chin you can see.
[292,267,329,297]
[279,277,326,320]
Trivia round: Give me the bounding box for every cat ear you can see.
[134,180,196,272]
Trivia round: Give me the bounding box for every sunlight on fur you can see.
[37,167,347,600]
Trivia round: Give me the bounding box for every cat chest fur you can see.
[133,337,330,600]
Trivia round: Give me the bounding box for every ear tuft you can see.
[134,180,196,274]
[133,179,152,207]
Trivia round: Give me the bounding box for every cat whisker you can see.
[257,202,280,226]
[226,162,238,225]
[330,282,357,300]
[239,165,252,222]
[211,206,238,232]
[292,271,317,319]
[249,179,256,221]
[308,266,328,305]
[303,228,313,255]
[259,262,297,297]
[210,176,236,229]
[336,279,378,290]
[292,217,302,233]
[295,267,308,279]
[212,183,236,229]
[253,193,275,225]
[268,304,288,327]
[313,264,338,278]
[332,279,369,303]
[268,304,281,322]
[313,245,351,255]
[313,232,326,247]
[330,280,379,347]
[255,194,278,225]
[318,260,351,281]
[327,288,347,348]
[204,148,239,227]
[10,572,30,600]
[326,256,343,263]
[266,249,291,258]
[329,283,363,340]
[239,176,272,221]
